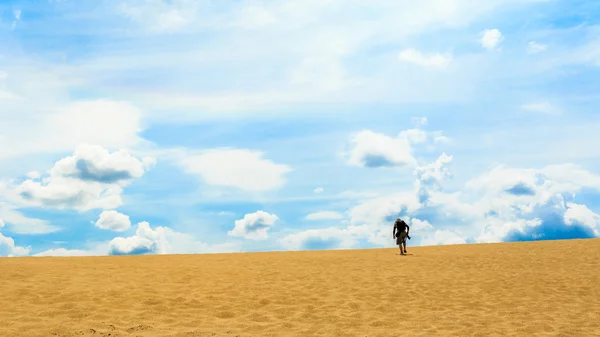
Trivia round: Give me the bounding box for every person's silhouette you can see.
[393,218,411,255]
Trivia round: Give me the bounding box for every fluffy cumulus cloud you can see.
[228,211,278,240]
[564,203,600,231]
[50,143,155,183]
[442,164,600,243]
[95,210,131,232]
[0,234,30,257]
[108,221,164,255]
[177,149,291,192]
[414,152,453,204]
[282,146,600,250]
[481,28,503,50]
[108,221,240,255]
[0,229,30,257]
[345,130,415,168]
[2,144,155,211]
[344,125,450,169]
[0,216,31,256]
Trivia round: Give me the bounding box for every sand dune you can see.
[1,239,600,336]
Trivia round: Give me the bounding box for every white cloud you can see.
[3,144,154,211]
[399,128,450,145]
[398,49,452,69]
[0,218,4,228]
[420,230,467,246]
[0,99,145,159]
[95,210,131,232]
[412,117,428,127]
[177,148,291,192]
[455,164,600,242]
[349,193,421,227]
[399,129,429,144]
[344,127,450,169]
[348,192,422,246]
[0,202,59,234]
[108,222,160,255]
[325,146,600,249]
[476,218,543,243]
[108,221,241,255]
[108,221,167,255]
[410,218,434,231]
[279,226,363,251]
[527,41,547,54]
[50,143,155,183]
[481,28,503,50]
[21,0,552,121]
[522,102,561,115]
[0,232,30,257]
[306,211,344,221]
[26,171,41,180]
[314,187,324,194]
[345,130,415,168]
[414,152,453,204]
[564,203,600,232]
[228,211,278,240]
[34,248,96,257]
[118,0,197,33]
[15,177,124,211]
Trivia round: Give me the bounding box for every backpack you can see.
[395,218,406,233]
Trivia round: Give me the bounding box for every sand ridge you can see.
[1,239,600,336]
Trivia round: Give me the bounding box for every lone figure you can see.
[393,218,411,255]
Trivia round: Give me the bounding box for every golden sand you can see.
[1,239,600,336]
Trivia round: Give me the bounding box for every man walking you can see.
[393,218,411,255]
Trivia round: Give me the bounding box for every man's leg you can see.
[403,240,407,254]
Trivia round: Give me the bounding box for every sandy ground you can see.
[1,239,599,337]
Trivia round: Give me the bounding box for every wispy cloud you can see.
[11,9,22,29]
[521,102,562,115]
[305,211,344,221]
[398,49,453,69]
[527,41,548,54]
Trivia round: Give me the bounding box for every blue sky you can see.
[1,0,600,257]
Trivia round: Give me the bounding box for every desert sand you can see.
[1,239,599,337]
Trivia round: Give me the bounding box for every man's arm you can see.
[406,224,410,239]
[393,222,397,237]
